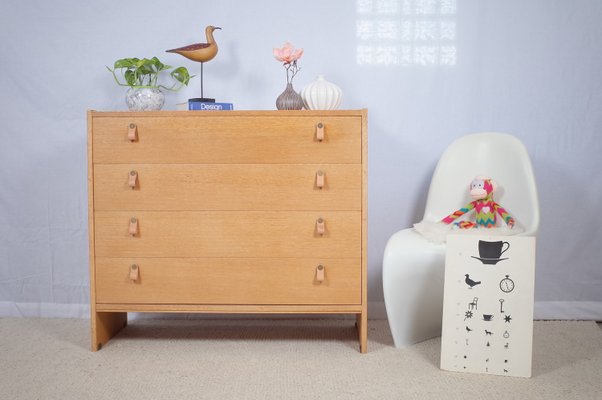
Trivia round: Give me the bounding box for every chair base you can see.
[383,228,446,348]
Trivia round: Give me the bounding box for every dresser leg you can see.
[91,312,127,351]
[356,312,368,353]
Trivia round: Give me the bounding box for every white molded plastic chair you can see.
[383,132,540,348]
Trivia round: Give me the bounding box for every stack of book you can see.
[177,98,234,111]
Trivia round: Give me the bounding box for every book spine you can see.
[188,102,234,111]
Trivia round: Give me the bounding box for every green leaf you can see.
[108,56,190,89]
[171,67,191,85]
[135,58,146,69]
[113,58,137,69]
[150,57,164,71]
[124,70,136,86]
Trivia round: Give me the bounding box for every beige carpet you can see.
[1,318,601,400]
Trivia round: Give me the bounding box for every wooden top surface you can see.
[88,110,368,118]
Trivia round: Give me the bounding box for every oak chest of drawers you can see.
[87,110,368,352]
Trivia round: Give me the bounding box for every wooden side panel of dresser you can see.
[88,110,367,352]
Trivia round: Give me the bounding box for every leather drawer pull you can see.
[129,217,138,236]
[128,123,138,142]
[316,122,324,141]
[129,264,139,282]
[316,218,325,235]
[316,264,325,283]
[128,170,138,189]
[316,170,325,189]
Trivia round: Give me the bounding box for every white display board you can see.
[440,235,536,378]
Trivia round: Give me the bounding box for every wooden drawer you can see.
[93,164,361,211]
[94,211,361,258]
[95,258,361,305]
[92,115,361,164]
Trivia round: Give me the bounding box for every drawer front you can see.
[94,164,361,211]
[95,258,361,305]
[92,116,361,164]
[94,211,361,258]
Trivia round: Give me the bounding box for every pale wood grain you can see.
[360,109,369,353]
[96,304,364,313]
[95,257,361,305]
[90,110,365,117]
[93,164,361,211]
[94,211,361,258]
[92,312,127,351]
[92,115,361,164]
[88,110,368,352]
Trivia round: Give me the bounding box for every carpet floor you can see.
[1,318,601,399]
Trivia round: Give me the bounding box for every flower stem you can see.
[283,61,300,84]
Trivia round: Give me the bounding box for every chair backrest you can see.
[423,132,540,235]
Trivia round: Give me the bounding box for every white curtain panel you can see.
[1,0,601,319]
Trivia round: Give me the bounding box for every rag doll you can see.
[442,177,515,229]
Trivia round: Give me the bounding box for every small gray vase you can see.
[276,83,304,110]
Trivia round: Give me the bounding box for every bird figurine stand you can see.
[167,25,221,103]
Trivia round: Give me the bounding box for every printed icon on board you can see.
[468,297,478,310]
[471,240,510,265]
[500,275,515,293]
[465,274,481,288]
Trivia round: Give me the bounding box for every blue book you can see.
[188,101,234,111]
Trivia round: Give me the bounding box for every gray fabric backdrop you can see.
[1,0,600,318]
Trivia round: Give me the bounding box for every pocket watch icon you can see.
[500,275,515,293]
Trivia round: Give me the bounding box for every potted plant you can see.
[107,57,192,111]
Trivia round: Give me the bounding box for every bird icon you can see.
[166,25,221,63]
[465,274,481,288]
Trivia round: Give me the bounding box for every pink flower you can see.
[273,42,304,64]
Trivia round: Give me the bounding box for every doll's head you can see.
[470,176,497,200]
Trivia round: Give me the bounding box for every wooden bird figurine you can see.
[166,25,221,63]
[166,25,221,101]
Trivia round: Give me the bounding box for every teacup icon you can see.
[482,314,494,321]
[471,240,510,265]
